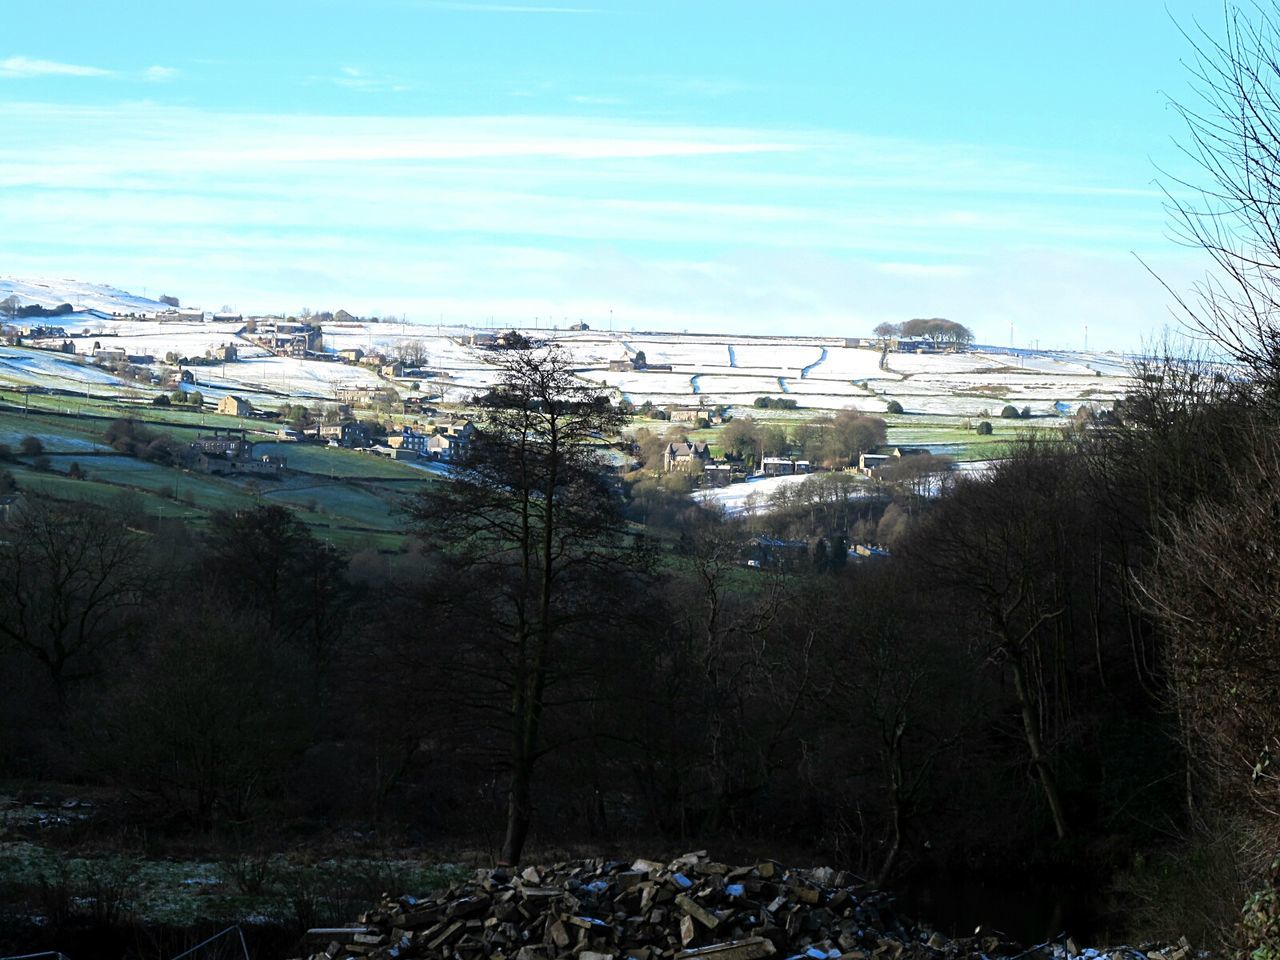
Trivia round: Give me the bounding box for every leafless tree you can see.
[1162,2,1280,396]
[0,499,151,699]
[407,347,645,863]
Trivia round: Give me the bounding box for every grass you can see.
[253,442,430,479]
[5,464,208,519]
[0,838,468,928]
[0,409,113,452]
[263,480,415,529]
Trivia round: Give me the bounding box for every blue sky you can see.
[0,0,1230,349]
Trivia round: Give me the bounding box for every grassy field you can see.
[262,479,415,528]
[0,404,422,544]
[253,442,430,480]
[5,464,208,520]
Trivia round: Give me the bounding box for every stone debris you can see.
[290,852,1200,960]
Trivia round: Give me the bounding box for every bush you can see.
[32,455,51,472]
[0,443,11,461]
[1020,405,1033,418]
[151,393,170,406]
[999,404,1020,419]
[976,420,993,435]
[886,400,904,414]
[19,435,43,457]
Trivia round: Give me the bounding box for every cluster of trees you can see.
[631,410,889,476]
[719,410,888,469]
[872,318,974,346]
[0,296,75,321]
[104,418,179,464]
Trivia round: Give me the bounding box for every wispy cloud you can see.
[334,66,411,93]
[144,65,178,83]
[570,95,626,106]
[875,262,975,279]
[0,101,1184,348]
[0,56,112,79]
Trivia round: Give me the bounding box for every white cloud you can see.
[0,56,112,79]
[143,65,177,82]
[334,66,411,93]
[875,263,975,279]
[0,100,1187,349]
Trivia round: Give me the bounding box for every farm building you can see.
[217,395,254,417]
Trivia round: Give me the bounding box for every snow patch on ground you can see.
[694,472,856,516]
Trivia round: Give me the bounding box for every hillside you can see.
[0,276,175,315]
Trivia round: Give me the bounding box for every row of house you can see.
[384,419,475,460]
[188,429,286,476]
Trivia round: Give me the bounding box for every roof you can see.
[667,441,709,457]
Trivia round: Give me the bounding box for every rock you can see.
[298,853,1199,960]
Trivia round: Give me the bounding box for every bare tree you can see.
[0,499,151,698]
[1162,3,1280,395]
[407,347,646,863]
[903,439,1098,840]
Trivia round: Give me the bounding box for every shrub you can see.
[151,393,170,406]
[976,421,993,435]
[19,435,43,457]
[886,400,904,414]
[1020,405,1033,418]
[999,404,1020,419]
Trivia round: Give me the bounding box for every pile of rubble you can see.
[293,852,1194,960]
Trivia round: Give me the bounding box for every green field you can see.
[5,464,207,520]
[0,397,426,545]
[253,442,431,480]
[262,478,416,528]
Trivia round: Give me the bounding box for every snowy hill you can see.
[0,277,176,315]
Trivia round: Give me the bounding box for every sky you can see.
[0,0,1237,351]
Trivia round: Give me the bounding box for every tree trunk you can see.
[1009,651,1070,840]
[500,755,533,865]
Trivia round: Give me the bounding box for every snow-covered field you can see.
[694,471,885,516]
[694,473,820,515]
[0,276,172,314]
[0,279,1138,416]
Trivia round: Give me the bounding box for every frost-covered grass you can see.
[0,839,468,928]
[252,443,429,480]
[263,480,415,528]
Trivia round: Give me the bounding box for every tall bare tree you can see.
[408,348,644,863]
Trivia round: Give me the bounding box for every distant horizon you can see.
[1,273,1158,357]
